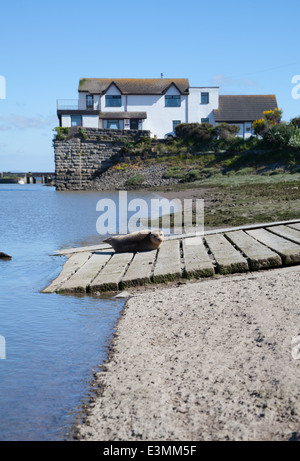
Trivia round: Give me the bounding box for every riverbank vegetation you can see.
[118,136,300,183]
[131,144,300,229]
[154,175,300,229]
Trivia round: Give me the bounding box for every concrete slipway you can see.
[42,220,300,295]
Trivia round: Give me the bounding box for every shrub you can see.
[163,168,185,179]
[201,167,220,176]
[235,167,256,176]
[53,126,69,140]
[290,117,300,128]
[216,123,240,140]
[269,168,285,175]
[219,136,246,152]
[121,140,134,154]
[175,122,217,144]
[263,108,283,125]
[139,136,152,147]
[175,123,198,139]
[79,127,88,139]
[184,169,202,182]
[288,127,300,148]
[253,119,269,136]
[125,174,145,186]
[252,109,283,139]
[263,124,294,148]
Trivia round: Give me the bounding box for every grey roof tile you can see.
[214,95,278,122]
[78,78,190,95]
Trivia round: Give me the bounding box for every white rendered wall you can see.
[82,115,99,128]
[127,85,187,138]
[78,92,100,110]
[78,92,87,110]
[100,84,126,112]
[230,123,244,137]
[244,122,253,138]
[227,122,253,138]
[188,87,219,124]
[60,114,98,128]
[61,115,71,127]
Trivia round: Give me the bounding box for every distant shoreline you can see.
[0,178,21,184]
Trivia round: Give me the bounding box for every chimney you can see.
[161,73,164,79]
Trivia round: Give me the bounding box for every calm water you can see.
[0,184,159,441]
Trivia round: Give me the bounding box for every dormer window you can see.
[165,95,181,107]
[86,95,94,109]
[106,95,122,107]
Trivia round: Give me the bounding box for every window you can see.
[103,120,123,130]
[86,95,94,109]
[105,95,121,107]
[71,115,82,126]
[201,92,209,105]
[173,120,181,131]
[108,120,119,129]
[201,118,209,123]
[165,95,181,107]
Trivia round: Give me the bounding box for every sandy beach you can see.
[77,265,300,441]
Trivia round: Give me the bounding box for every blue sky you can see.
[1,0,300,171]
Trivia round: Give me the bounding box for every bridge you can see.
[0,172,55,184]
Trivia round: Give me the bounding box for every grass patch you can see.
[163,168,186,179]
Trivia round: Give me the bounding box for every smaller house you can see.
[213,95,278,138]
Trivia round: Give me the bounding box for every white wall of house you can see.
[60,114,98,128]
[78,92,101,110]
[244,121,253,138]
[188,87,219,124]
[100,84,126,112]
[78,92,87,110]
[82,115,99,128]
[61,115,71,127]
[126,84,188,138]
[231,123,244,137]
[228,122,254,139]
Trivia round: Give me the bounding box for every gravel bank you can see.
[89,164,181,190]
[77,265,300,441]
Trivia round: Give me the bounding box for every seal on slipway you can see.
[103,229,164,253]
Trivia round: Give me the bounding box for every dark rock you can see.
[289,432,300,441]
[0,252,12,260]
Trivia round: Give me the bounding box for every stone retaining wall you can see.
[54,128,150,190]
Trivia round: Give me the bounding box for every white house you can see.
[57,78,278,139]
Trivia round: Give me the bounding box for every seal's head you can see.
[150,230,164,248]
